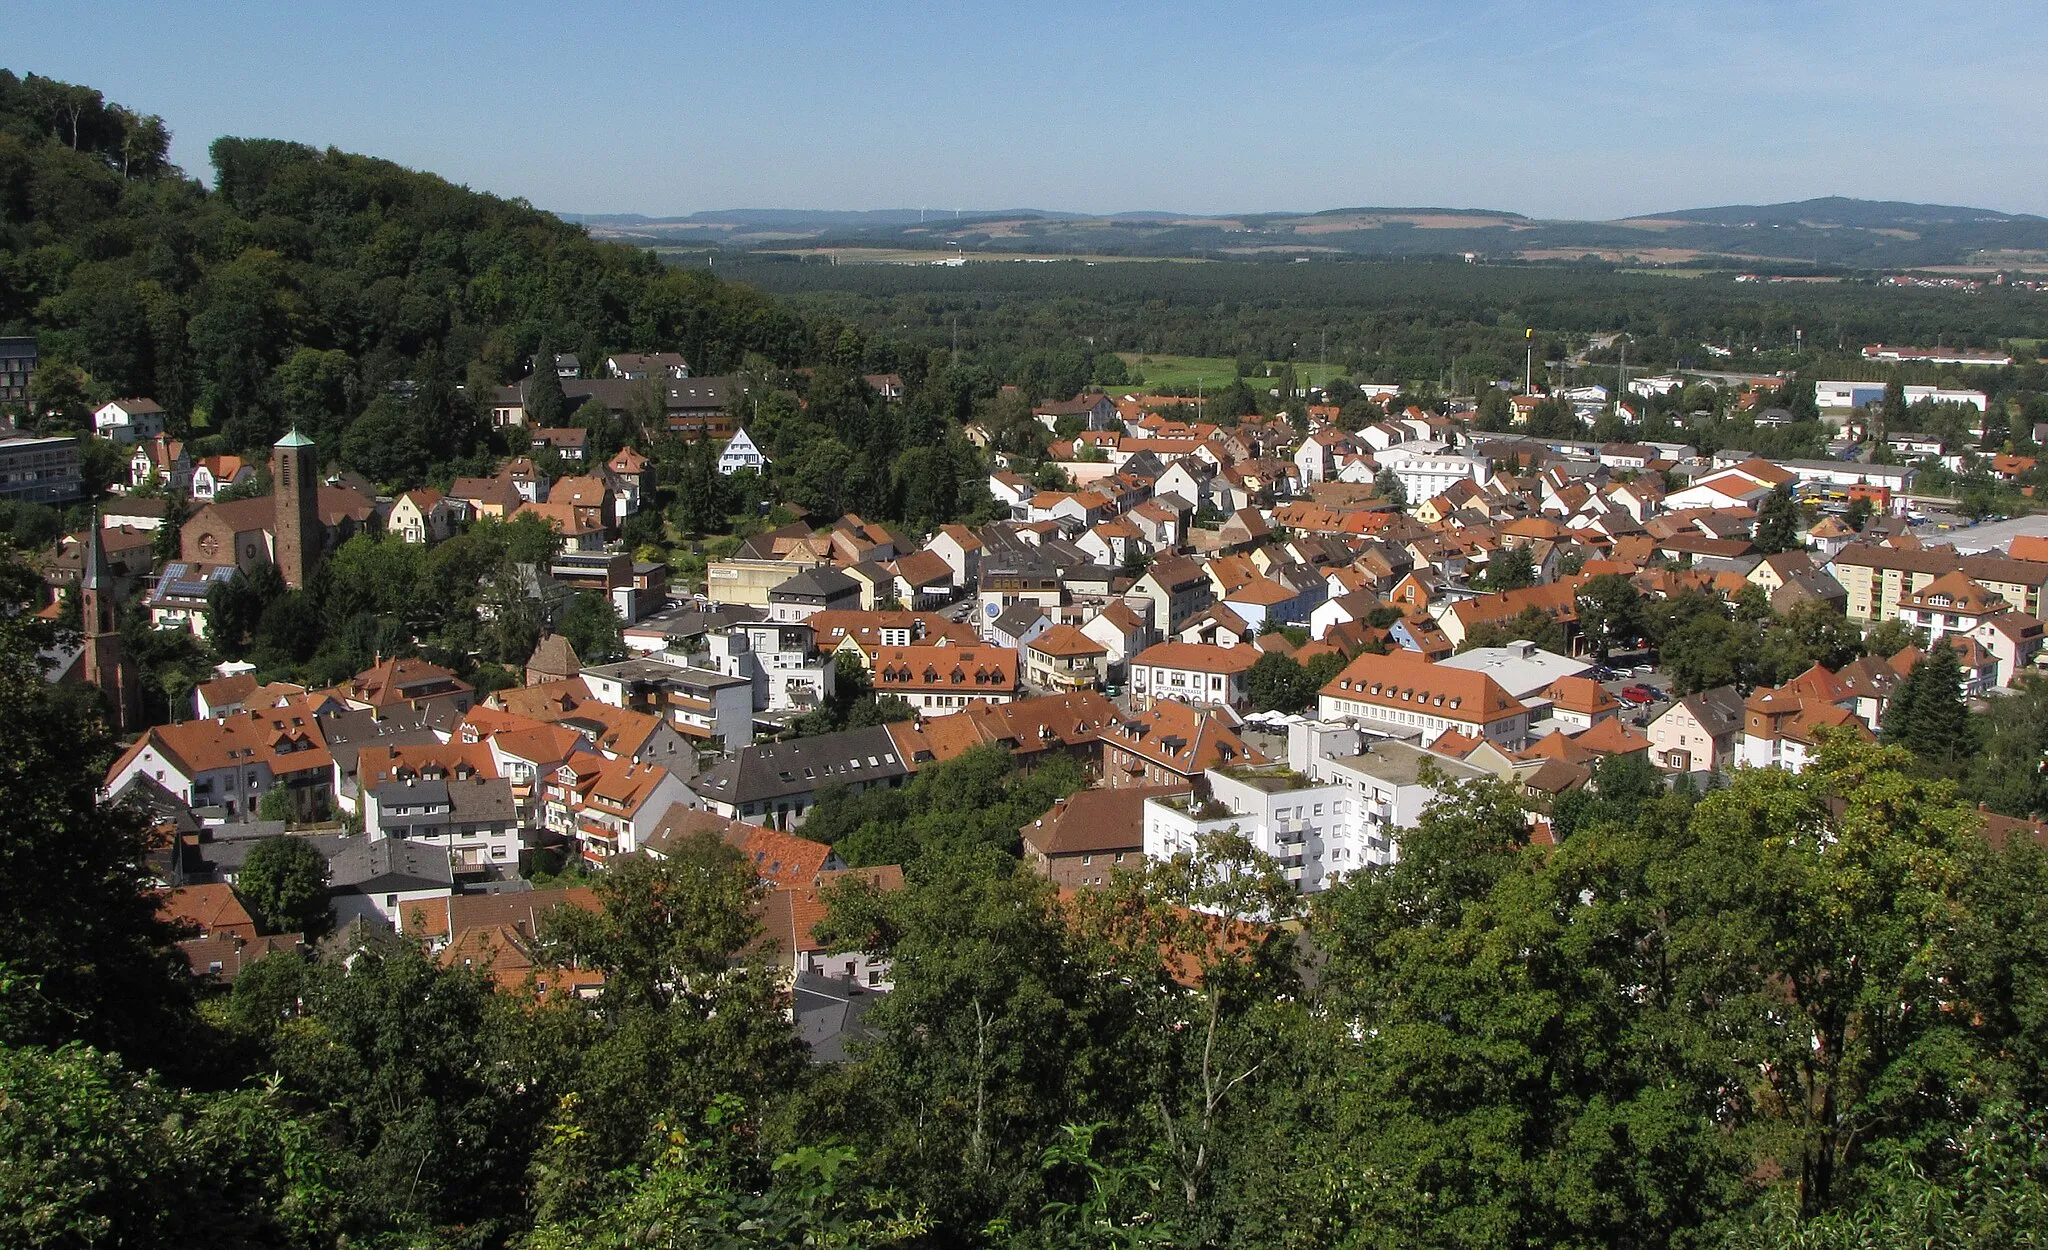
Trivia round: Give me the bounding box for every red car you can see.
[1620,684,1659,704]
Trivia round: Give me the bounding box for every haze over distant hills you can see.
[566,198,2048,270]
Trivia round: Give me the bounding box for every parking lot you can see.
[1587,652,1668,725]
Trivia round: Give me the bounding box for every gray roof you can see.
[373,774,518,827]
[1330,740,1490,787]
[583,656,751,695]
[626,601,765,642]
[1671,685,1746,737]
[327,837,454,894]
[374,777,451,812]
[992,601,1048,638]
[770,565,861,602]
[791,969,879,1063]
[189,826,349,884]
[1437,642,1594,701]
[319,705,444,777]
[694,725,909,807]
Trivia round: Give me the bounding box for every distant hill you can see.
[1638,197,2045,229]
[579,197,2048,269]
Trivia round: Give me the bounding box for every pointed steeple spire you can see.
[81,510,113,593]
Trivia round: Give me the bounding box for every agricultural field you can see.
[1117,352,1350,392]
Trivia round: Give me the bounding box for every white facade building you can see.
[1140,723,1486,894]
[1372,445,1490,505]
[92,399,166,444]
[718,428,770,475]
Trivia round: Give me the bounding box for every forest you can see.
[732,254,2048,409]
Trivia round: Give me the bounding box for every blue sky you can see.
[9,1,2046,219]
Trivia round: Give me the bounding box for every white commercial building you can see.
[1436,640,1594,702]
[1815,382,1988,412]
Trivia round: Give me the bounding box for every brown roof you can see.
[891,549,954,588]
[343,656,471,710]
[1567,716,1650,757]
[1130,641,1261,674]
[808,610,979,651]
[157,884,256,939]
[1320,649,1526,726]
[1102,700,1267,777]
[1542,675,1619,717]
[1030,624,1109,658]
[190,484,376,536]
[547,474,611,506]
[109,697,334,785]
[1023,785,1191,857]
[1448,576,1585,634]
[871,644,1019,694]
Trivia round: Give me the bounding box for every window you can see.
[1082,854,1093,865]
[385,894,398,909]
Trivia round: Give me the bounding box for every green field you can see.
[1117,353,1349,393]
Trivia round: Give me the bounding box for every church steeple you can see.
[271,427,321,590]
[80,517,140,730]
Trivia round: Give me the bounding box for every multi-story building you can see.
[1132,555,1215,637]
[104,698,335,819]
[1025,625,1110,694]
[359,749,523,875]
[1894,572,2010,646]
[580,655,755,750]
[0,431,82,504]
[1827,543,2048,624]
[694,725,913,828]
[545,756,693,864]
[1128,641,1259,712]
[1646,686,1745,774]
[1023,785,1189,889]
[706,620,836,713]
[92,398,166,444]
[0,336,35,403]
[1140,729,1488,893]
[1373,446,1490,504]
[1736,667,1871,773]
[870,643,1021,711]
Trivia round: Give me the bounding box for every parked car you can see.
[1632,664,1655,676]
[1621,684,1660,704]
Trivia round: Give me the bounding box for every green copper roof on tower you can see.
[275,426,315,448]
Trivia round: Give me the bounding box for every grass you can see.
[1117,353,1349,394]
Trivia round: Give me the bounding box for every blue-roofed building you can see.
[146,561,236,637]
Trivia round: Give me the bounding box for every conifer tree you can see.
[1754,483,1802,553]
[526,341,568,427]
[1881,643,1971,771]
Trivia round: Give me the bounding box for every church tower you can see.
[272,427,321,589]
[80,522,140,730]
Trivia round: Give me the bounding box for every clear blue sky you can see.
[9,1,2045,220]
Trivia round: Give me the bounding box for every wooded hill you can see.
[587,197,2048,268]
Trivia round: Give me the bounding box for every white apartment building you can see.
[1140,722,1486,893]
[706,622,837,712]
[1372,445,1490,505]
